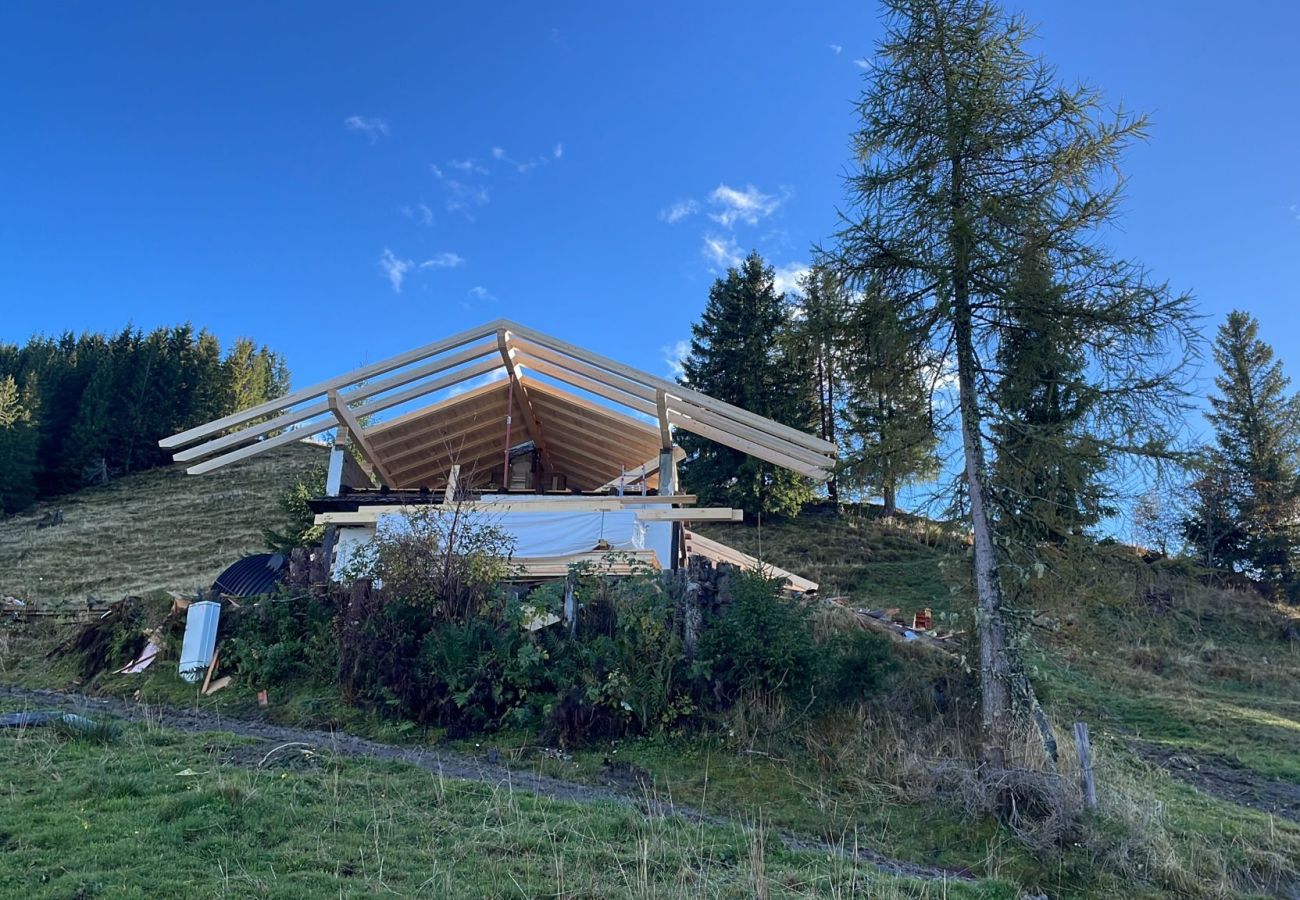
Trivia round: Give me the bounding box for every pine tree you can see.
[679,251,818,518]
[831,0,1195,763]
[0,375,39,514]
[789,266,851,504]
[990,244,1111,547]
[839,284,939,516]
[1189,311,1300,598]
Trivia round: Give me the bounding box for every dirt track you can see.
[0,684,973,884]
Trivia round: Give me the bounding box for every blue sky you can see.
[2,2,1298,409]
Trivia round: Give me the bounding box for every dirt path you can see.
[1130,739,1300,823]
[0,684,973,884]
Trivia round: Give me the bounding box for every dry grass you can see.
[0,443,325,605]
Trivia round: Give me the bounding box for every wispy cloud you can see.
[378,249,414,292]
[402,203,434,226]
[448,367,508,397]
[709,184,784,227]
[660,198,699,224]
[853,58,870,70]
[450,158,489,175]
[772,262,810,296]
[702,233,743,270]
[1291,203,1300,222]
[490,144,559,174]
[829,44,843,55]
[663,340,690,381]
[344,115,390,141]
[553,142,564,159]
[420,252,465,269]
[468,285,496,301]
[431,163,490,217]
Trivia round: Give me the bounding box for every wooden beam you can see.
[497,330,550,463]
[668,395,835,469]
[666,411,830,480]
[444,465,460,503]
[635,508,743,522]
[511,338,659,404]
[656,389,672,449]
[328,391,397,487]
[684,531,818,593]
[187,421,333,475]
[162,319,506,449]
[516,356,660,419]
[598,448,687,490]
[367,378,508,446]
[500,320,836,454]
[316,496,702,525]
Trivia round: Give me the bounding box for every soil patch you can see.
[1132,739,1300,822]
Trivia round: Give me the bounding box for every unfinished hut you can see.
[160,320,830,593]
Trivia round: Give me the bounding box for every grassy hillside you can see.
[3,451,1299,897]
[0,443,325,605]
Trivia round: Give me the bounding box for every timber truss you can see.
[160,319,837,493]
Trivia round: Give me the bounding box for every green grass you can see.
[0,710,1008,899]
[0,443,325,606]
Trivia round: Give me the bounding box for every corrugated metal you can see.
[212,553,287,598]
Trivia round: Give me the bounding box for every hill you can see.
[0,443,325,605]
[2,446,1299,898]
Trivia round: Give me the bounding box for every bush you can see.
[223,589,337,686]
[697,571,820,704]
[820,629,895,704]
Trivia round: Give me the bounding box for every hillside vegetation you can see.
[0,443,324,605]
[2,450,1299,898]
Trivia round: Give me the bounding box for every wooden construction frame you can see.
[161,319,837,487]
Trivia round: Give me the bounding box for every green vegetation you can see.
[0,443,325,605]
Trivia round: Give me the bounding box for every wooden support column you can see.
[655,389,672,450]
[497,329,550,471]
[327,389,397,487]
[444,464,461,504]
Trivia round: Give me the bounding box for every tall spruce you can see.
[990,243,1110,547]
[831,0,1195,764]
[1187,311,1300,598]
[679,251,817,518]
[0,375,40,514]
[839,283,939,516]
[789,265,851,504]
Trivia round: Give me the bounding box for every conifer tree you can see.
[839,284,939,516]
[679,251,817,518]
[990,244,1111,547]
[789,266,851,504]
[831,0,1196,763]
[1188,311,1300,598]
[0,375,39,514]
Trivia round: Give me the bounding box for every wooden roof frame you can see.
[161,320,837,485]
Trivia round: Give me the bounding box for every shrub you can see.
[819,629,895,704]
[223,589,337,686]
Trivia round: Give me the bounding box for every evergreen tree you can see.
[789,266,851,504]
[679,251,818,518]
[839,283,939,516]
[990,244,1111,547]
[831,0,1196,763]
[0,375,39,514]
[1188,311,1300,598]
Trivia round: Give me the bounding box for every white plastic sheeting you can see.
[178,600,221,683]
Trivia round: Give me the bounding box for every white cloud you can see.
[344,115,390,141]
[447,367,509,397]
[829,44,843,55]
[431,164,490,216]
[402,203,434,225]
[660,198,698,224]
[708,184,783,227]
[420,252,465,269]
[702,233,743,270]
[378,249,413,293]
[450,158,489,175]
[553,142,564,159]
[662,340,690,381]
[853,58,870,69]
[772,262,810,296]
[491,146,506,160]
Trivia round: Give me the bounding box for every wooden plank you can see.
[367,378,508,446]
[444,464,460,503]
[314,495,700,525]
[382,417,508,475]
[511,338,659,404]
[341,448,374,490]
[522,404,660,460]
[498,329,549,461]
[666,411,830,480]
[161,319,505,448]
[526,386,660,442]
[635,508,743,522]
[598,448,687,489]
[328,390,397,486]
[388,429,513,483]
[173,398,330,463]
[517,357,661,419]
[187,421,333,475]
[501,319,837,454]
[656,389,672,449]
[684,531,818,593]
[669,395,835,469]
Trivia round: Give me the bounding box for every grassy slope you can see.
[0,713,1000,899]
[0,443,325,605]
[3,457,1300,897]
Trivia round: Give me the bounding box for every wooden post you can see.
[1074,721,1097,808]
[563,572,577,637]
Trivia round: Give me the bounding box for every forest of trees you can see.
[0,326,288,514]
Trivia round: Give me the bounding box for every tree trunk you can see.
[882,483,897,518]
[825,340,840,506]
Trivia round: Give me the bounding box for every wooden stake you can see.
[1074,721,1097,808]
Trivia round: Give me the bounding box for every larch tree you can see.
[830,0,1195,765]
[679,251,818,519]
[1190,311,1300,598]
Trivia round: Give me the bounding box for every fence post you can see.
[1074,721,1098,808]
[563,572,577,638]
